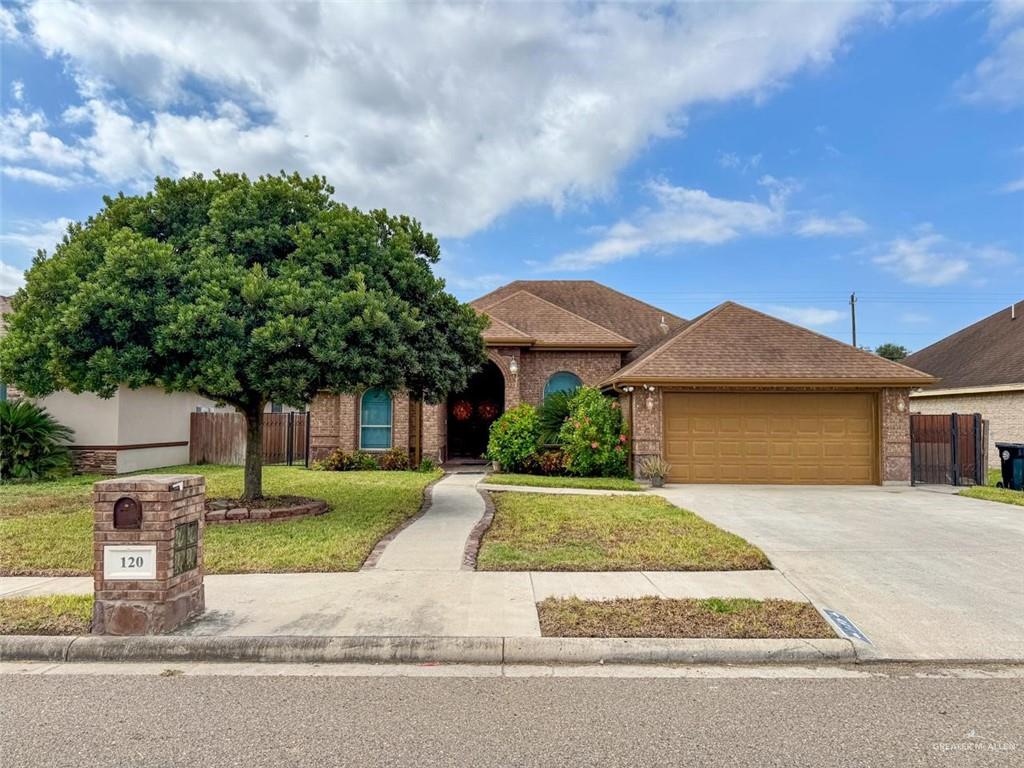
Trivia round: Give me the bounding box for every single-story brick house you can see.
[905,301,1023,470]
[311,280,935,484]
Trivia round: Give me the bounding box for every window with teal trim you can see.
[360,389,393,449]
[544,371,582,398]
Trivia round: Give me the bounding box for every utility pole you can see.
[850,292,857,348]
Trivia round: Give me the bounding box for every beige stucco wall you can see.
[37,390,120,445]
[911,389,1024,470]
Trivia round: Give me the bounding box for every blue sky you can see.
[1,1,1021,353]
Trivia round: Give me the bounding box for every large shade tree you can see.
[0,172,487,499]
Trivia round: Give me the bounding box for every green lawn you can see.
[537,596,834,639]
[486,473,644,492]
[959,468,1024,507]
[0,465,439,575]
[0,595,93,635]
[476,491,770,571]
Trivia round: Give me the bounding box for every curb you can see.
[0,635,855,665]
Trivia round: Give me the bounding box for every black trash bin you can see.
[995,443,1024,491]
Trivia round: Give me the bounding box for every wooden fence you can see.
[910,413,987,486]
[189,411,309,466]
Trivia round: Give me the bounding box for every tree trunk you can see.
[242,406,263,501]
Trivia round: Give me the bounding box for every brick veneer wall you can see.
[309,390,411,462]
[515,350,623,405]
[911,389,1023,470]
[881,388,912,484]
[622,388,662,478]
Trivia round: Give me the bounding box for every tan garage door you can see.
[663,392,877,485]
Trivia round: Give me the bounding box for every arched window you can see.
[360,389,393,450]
[544,371,583,399]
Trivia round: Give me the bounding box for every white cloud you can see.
[0,217,74,261]
[2,166,74,189]
[899,311,931,324]
[763,305,844,327]
[717,151,762,172]
[0,261,26,294]
[870,228,1015,286]
[795,213,867,237]
[10,1,877,237]
[10,80,24,102]
[0,5,19,41]
[547,177,789,271]
[957,1,1024,108]
[999,177,1024,193]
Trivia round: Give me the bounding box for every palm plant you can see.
[0,400,74,482]
[537,390,574,445]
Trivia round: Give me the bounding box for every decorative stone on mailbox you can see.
[92,474,205,635]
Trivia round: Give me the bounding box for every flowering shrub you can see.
[557,387,629,477]
[486,403,540,471]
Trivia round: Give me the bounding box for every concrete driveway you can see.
[654,484,1024,661]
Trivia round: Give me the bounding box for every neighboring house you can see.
[311,280,934,485]
[2,294,301,474]
[0,295,22,401]
[904,301,1023,470]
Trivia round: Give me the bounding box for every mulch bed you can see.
[537,597,836,639]
[205,495,328,524]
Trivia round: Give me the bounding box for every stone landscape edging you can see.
[205,498,328,524]
[0,634,856,665]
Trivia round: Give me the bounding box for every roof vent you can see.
[659,316,669,334]
[1013,303,1017,321]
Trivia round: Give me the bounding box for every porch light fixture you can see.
[896,397,906,413]
[643,384,656,411]
[508,357,519,376]
[622,385,635,393]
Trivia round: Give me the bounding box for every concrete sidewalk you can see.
[371,471,485,571]
[0,569,802,638]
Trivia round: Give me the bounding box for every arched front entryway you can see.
[447,360,505,459]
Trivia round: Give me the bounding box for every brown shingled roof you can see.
[606,301,936,386]
[481,290,635,348]
[480,314,534,345]
[472,280,686,359]
[903,301,1024,389]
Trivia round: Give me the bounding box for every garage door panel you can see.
[664,392,877,485]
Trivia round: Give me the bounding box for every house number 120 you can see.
[120,555,145,569]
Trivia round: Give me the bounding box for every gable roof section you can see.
[903,301,1024,389]
[473,280,686,359]
[480,290,635,349]
[606,302,936,386]
[480,315,535,345]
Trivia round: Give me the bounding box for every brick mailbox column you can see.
[92,474,206,635]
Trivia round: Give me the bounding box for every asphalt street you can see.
[2,663,1022,767]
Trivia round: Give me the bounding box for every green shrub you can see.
[318,448,380,471]
[486,403,540,471]
[557,387,629,477]
[377,448,410,471]
[417,457,438,473]
[0,400,74,482]
[537,390,573,445]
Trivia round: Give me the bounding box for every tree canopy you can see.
[874,343,909,362]
[0,171,487,497]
